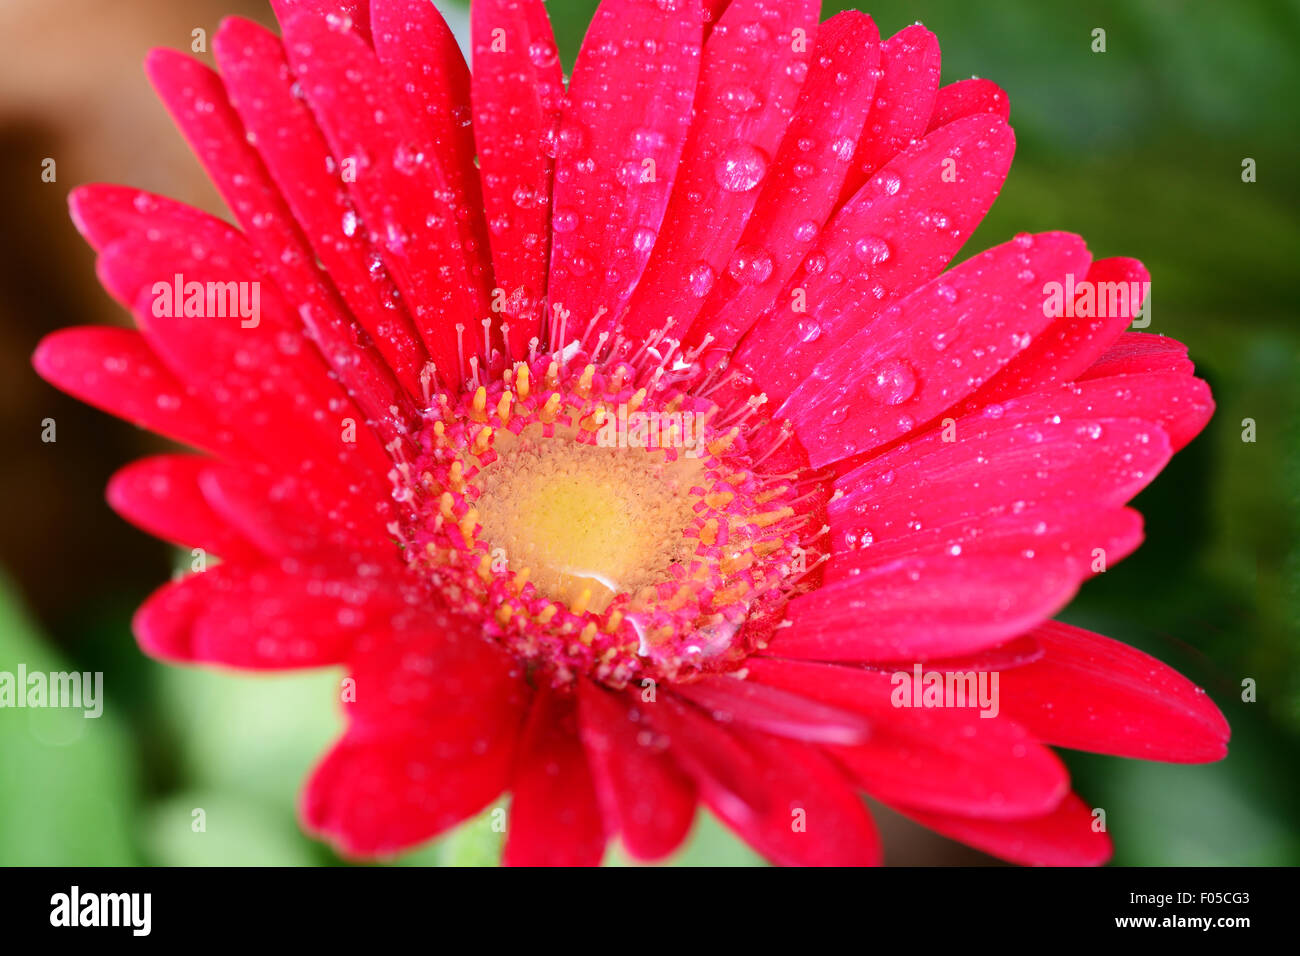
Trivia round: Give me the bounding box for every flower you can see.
[32,0,1228,867]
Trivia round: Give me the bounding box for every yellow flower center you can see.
[475,424,703,614]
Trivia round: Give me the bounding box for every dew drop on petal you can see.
[715,141,769,193]
[864,358,918,405]
[853,235,891,265]
[728,246,774,285]
[876,170,902,195]
[719,83,760,113]
[687,262,715,297]
[632,226,657,253]
[528,41,558,68]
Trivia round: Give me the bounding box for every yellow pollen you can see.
[473,425,703,614]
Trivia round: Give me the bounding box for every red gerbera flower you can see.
[33,0,1228,866]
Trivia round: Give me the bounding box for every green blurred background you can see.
[1,0,1297,865]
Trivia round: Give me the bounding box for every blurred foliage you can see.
[3,0,1297,866]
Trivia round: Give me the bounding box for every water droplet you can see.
[528,41,558,68]
[559,124,587,152]
[341,210,359,237]
[687,263,715,297]
[794,219,819,242]
[630,127,667,153]
[719,83,760,113]
[728,246,774,285]
[511,184,538,208]
[553,209,578,234]
[864,358,917,405]
[796,319,822,343]
[392,143,424,175]
[632,226,657,253]
[845,529,874,550]
[853,235,891,266]
[617,160,652,186]
[715,142,769,193]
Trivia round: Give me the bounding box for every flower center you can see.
[388,352,828,687]
[474,425,703,615]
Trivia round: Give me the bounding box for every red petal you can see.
[303,612,528,857]
[713,732,882,866]
[964,257,1148,408]
[838,24,941,203]
[344,610,528,736]
[830,412,1175,553]
[670,675,871,744]
[197,461,391,559]
[372,0,492,300]
[825,503,1144,585]
[32,327,247,458]
[106,455,261,562]
[746,658,1070,818]
[471,0,564,359]
[69,184,228,254]
[640,694,772,823]
[618,0,820,345]
[734,113,1016,405]
[144,48,411,429]
[576,682,696,862]
[775,508,1141,661]
[784,232,1090,466]
[926,77,1010,132]
[987,372,1214,453]
[134,563,405,669]
[269,0,371,43]
[683,11,882,355]
[280,14,492,390]
[213,17,430,405]
[1080,331,1195,379]
[1000,621,1230,762]
[899,792,1112,866]
[547,0,702,342]
[96,238,394,536]
[504,688,607,866]
[301,729,516,859]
